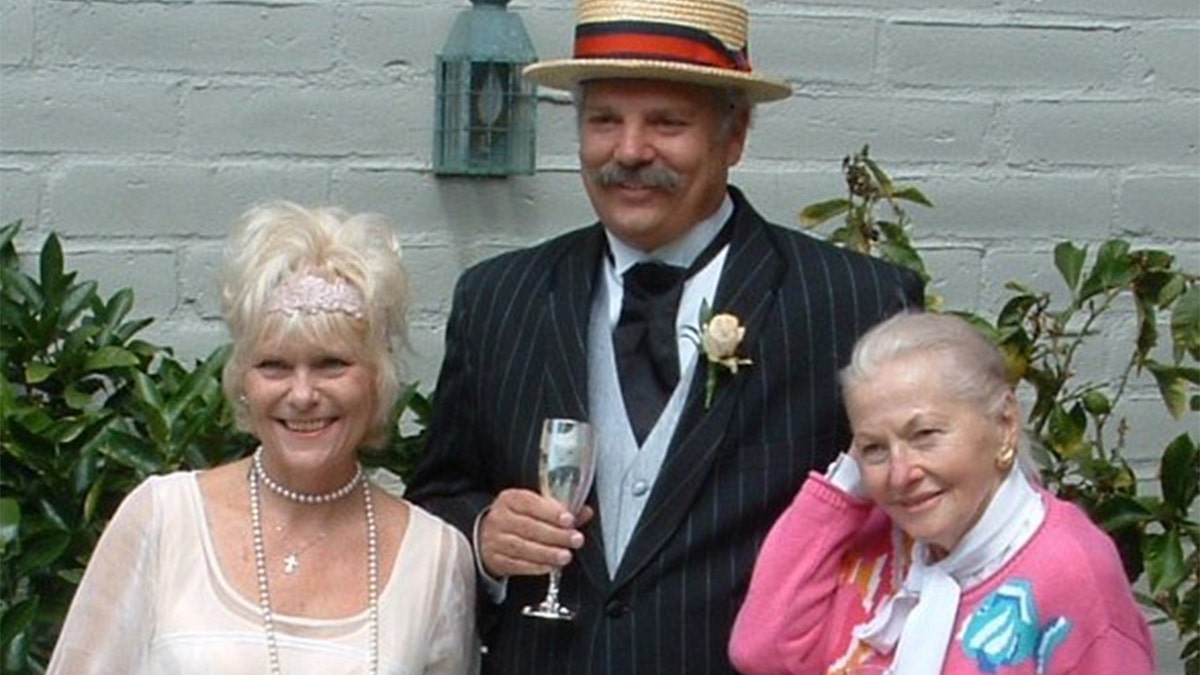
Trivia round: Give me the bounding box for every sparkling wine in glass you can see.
[522,418,596,621]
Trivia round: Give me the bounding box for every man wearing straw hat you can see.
[408,0,923,672]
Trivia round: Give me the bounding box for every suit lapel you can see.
[543,225,604,419]
[541,225,612,590]
[612,191,785,587]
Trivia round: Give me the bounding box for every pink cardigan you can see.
[729,474,1154,675]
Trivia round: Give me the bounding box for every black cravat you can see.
[613,218,735,444]
[614,261,686,444]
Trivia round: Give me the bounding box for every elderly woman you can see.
[49,202,477,674]
[728,312,1152,675]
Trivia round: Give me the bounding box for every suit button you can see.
[631,480,649,497]
[604,600,630,618]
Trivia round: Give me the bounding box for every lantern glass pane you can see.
[436,57,535,176]
[433,3,537,177]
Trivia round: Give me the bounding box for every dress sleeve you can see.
[728,473,874,675]
[47,478,161,674]
[424,523,480,675]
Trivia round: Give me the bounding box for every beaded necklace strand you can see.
[248,450,379,675]
[253,448,363,503]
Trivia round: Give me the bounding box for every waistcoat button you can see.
[604,599,630,618]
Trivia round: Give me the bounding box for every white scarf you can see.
[853,467,1045,674]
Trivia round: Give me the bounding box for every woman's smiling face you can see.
[846,350,1015,559]
[242,331,376,475]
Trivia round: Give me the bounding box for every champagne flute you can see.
[522,418,596,621]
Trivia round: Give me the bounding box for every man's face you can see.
[578,79,748,252]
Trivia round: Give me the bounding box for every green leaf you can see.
[63,383,95,410]
[1160,434,1198,512]
[1135,295,1160,358]
[1144,529,1187,596]
[71,435,105,493]
[1092,494,1153,531]
[1081,389,1112,416]
[997,293,1040,329]
[83,475,106,524]
[84,345,140,371]
[96,288,136,343]
[1135,248,1175,272]
[877,242,930,282]
[1154,273,1187,310]
[44,416,92,444]
[14,529,71,577]
[133,369,167,413]
[399,383,434,422]
[1048,402,1088,458]
[38,234,66,300]
[61,322,101,356]
[163,353,224,423]
[0,266,42,306]
[890,186,933,207]
[0,498,20,547]
[24,361,55,385]
[0,598,39,652]
[113,317,155,346]
[1181,592,1200,647]
[0,220,20,250]
[1172,286,1200,362]
[101,429,165,475]
[799,198,852,227]
[1132,270,1179,308]
[57,279,98,330]
[1077,239,1134,302]
[1054,241,1086,292]
[1146,361,1199,418]
[862,155,895,196]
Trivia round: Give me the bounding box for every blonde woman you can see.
[50,202,477,674]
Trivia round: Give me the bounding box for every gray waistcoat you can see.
[588,282,698,576]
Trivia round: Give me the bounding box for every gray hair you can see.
[840,311,1013,417]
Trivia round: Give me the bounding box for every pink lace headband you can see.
[265,272,366,319]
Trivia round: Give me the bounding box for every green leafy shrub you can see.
[0,221,255,670]
[803,146,1200,672]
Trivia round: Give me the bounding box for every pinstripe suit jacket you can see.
[408,187,924,675]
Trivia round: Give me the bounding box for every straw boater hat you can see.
[522,0,792,103]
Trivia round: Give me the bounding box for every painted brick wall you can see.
[1,0,1197,667]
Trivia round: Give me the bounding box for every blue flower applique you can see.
[960,579,1072,674]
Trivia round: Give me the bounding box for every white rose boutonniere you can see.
[685,301,752,408]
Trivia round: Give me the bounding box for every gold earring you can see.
[996,444,1016,472]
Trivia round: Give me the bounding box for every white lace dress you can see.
[48,472,478,674]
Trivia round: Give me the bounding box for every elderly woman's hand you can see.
[825,452,869,500]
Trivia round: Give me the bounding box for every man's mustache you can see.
[594,164,680,191]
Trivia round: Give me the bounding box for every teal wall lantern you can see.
[434,0,538,177]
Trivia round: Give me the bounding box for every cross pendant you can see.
[283,553,299,574]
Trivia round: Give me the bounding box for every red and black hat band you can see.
[573,20,752,72]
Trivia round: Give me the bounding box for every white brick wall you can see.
[1,1,1196,668]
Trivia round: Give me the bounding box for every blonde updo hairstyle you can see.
[220,201,409,449]
[839,311,1030,476]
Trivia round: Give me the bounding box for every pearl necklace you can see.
[249,461,379,675]
[253,447,363,504]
